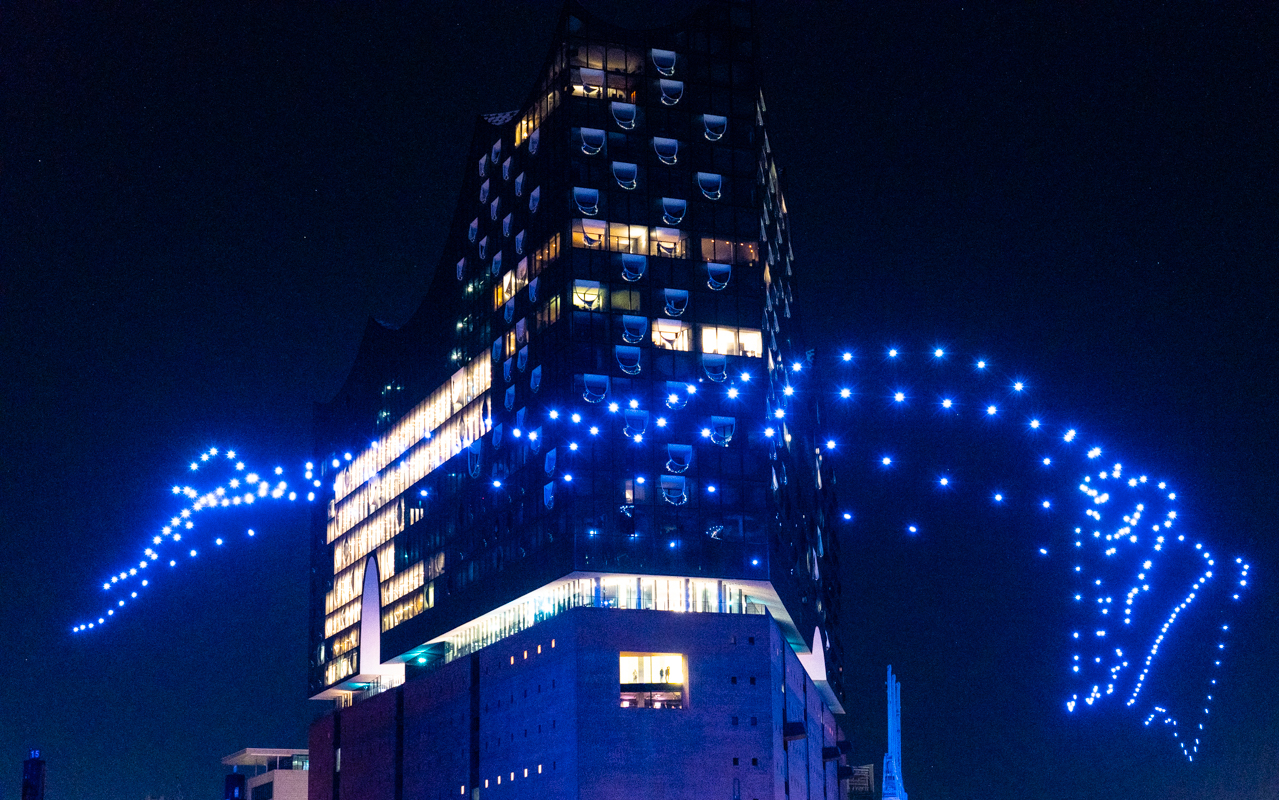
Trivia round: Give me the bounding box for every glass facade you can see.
[310,0,842,707]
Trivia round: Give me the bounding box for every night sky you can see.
[4,2,1277,798]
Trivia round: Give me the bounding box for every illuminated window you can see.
[701,238,758,265]
[571,280,604,311]
[620,652,685,708]
[650,227,686,258]
[701,326,763,358]
[652,319,691,351]
[572,219,607,249]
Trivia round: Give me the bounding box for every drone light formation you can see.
[71,447,309,632]
[66,344,1249,761]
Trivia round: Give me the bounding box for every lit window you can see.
[571,279,604,310]
[652,318,691,350]
[702,326,763,358]
[650,227,686,258]
[572,68,605,98]
[572,219,607,249]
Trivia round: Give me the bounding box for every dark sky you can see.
[4,1,1277,798]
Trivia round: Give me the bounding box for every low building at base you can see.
[309,606,846,800]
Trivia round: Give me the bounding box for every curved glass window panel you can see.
[517,346,529,372]
[515,407,526,430]
[504,386,515,410]
[529,128,540,155]
[624,408,648,436]
[578,68,606,96]
[702,114,728,142]
[468,440,483,477]
[653,137,679,165]
[528,276,539,303]
[504,298,515,323]
[491,251,503,276]
[652,318,691,351]
[580,127,606,155]
[491,140,502,163]
[515,172,525,197]
[707,262,732,291]
[661,197,687,225]
[503,357,513,383]
[529,426,542,453]
[616,346,642,375]
[663,289,689,317]
[478,155,487,178]
[468,218,478,242]
[621,315,648,344]
[544,448,556,475]
[493,423,505,448]
[575,219,607,249]
[479,180,491,204]
[574,187,600,216]
[583,374,610,403]
[710,416,735,446]
[478,236,488,260]
[660,475,687,506]
[491,197,502,220]
[651,49,677,76]
[456,258,465,281]
[492,340,503,363]
[530,365,542,393]
[612,161,638,190]
[515,230,525,254]
[529,186,541,213]
[666,444,692,474]
[697,172,723,200]
[502,213,513,238]
[651,227,685,257]
[572,279,604,310]
[665,381,689,409]
[502,156,513,180]
[702,353,728,382]
[621,253,647,282]
[658,79,684,106]
[611,101,637,130]
[544,481,555,509]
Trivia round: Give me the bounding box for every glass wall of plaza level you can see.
[309,0,843,706]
